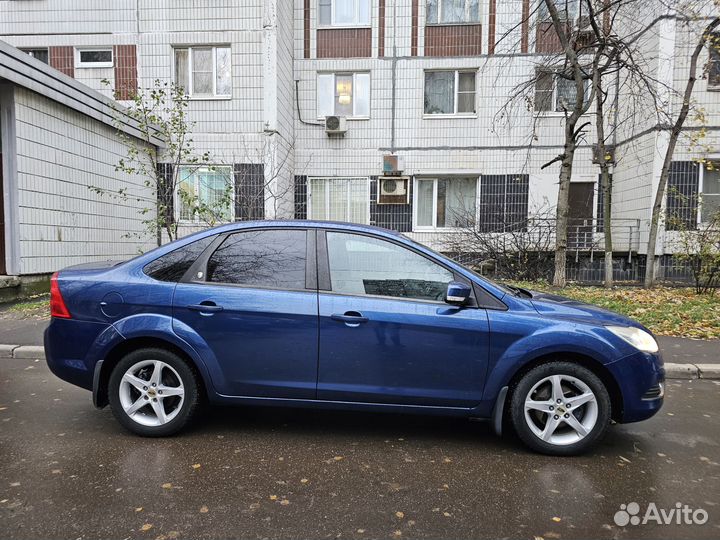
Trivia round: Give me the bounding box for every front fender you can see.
[482,313,625,403]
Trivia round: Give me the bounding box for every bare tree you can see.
[644,16,720,286]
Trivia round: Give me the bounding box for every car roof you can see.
[198,220,405,238]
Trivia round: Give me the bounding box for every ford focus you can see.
[44,221,664,455]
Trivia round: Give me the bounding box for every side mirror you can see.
[445,281,472,305]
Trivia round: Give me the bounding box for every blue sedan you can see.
[44,221,664,455]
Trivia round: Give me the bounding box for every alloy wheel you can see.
[523,374,599,446]
[118,360,185,427]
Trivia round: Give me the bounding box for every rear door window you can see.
[206,229,307,290]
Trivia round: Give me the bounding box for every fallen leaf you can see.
[161,483,172,489]
[135,507,143,512]
[300,478,309,484]
[192,464,201,470]
[395,511,405,519]
[269,495,278,501]
[199,505,209,513]
[443,512,451,517]
[333,456,344,461]
[140,524,153,532]
[51,469,61,475]
[357,529,366,534]
[280,499,290,506]
[552,517,561,522]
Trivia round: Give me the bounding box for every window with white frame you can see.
[426,0,481,24]
[75,48,113,68]
[308,178,369,224]
[318,0,371,26]
[424,71,476,115]
[174,46,232,97]
[317,73,370,118]
[701,164,720,223]
[178,166,233,222]
[414,177,477,229]
[534,70,589,112]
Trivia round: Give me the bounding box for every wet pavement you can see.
[1,357,719,540]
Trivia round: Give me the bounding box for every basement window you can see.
[76,48,113,68]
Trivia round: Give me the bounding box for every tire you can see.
[509,362,611,456]
[108,348,200,437]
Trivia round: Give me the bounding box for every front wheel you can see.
[108,348,200,437]
[509,362,611,456]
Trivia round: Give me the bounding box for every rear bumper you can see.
[44,318,112,392]
[607,350,665,423]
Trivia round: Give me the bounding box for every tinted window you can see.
[326,232,454,301]
[143,235,215,282]
[207,230,307,289]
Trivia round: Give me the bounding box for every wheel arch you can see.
[95,336,210,409]
[502,352,624,422]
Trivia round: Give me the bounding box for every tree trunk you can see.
[601,167,613,287]
[644,18,720,287]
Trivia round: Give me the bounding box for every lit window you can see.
[308,178,369,224]
[424,70,476,115]
[174,46,232,97]
[317,73,370,118]
[319,0,371,26]
[75,48,113,68]
[178,166,233,223]
[426,0,480,24]
[701,164,720,223]
[534,70,589,112]
[414,178,477,229]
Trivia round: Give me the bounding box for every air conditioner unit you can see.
[382,154,405,175]
[378,176,409,205]
[325,116,347,135]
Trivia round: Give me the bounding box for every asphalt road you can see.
[1,358,719,540]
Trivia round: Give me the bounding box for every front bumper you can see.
[607,350,665,423]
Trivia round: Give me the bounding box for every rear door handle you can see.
[330,311,368,325]
[187,302,223,313]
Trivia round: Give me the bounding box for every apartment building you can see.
[0,0,718,282]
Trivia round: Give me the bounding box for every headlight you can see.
[606,326,659,353]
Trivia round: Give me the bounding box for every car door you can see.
[172,228,319,398]
[316,230,490,408]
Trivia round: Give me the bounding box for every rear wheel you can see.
[108,348,200,437]
[509,362,611,456]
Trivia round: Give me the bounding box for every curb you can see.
[1,345,718,380]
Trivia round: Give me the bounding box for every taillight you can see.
[50,272,72,319]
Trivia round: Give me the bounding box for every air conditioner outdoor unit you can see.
[378,176,409,205]
[325,115,347,135]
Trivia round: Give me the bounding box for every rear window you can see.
[143,235,215,282]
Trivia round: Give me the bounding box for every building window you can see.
[476,175,530,232]
[424,71,476,115]
[534,70,588,112]
[709,34,720,90]
[178,166,233,222]
[319,0,371,26]
[308,178,369,224]
[21,48,49,64]
[666,161,699,231]
[701,164,720,223]
[317,73,370,118]
[537,0,582,21]
[75,48,113,68]
[174,46,232,97]
[414,177,477,229]
[426,0,480,24]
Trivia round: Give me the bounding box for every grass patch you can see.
[3,294,50,320]
[508,281,720,340]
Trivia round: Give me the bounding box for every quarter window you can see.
[318,0,371,26]
[178,166,233,223]
[317,73,370,118]
[326,232,455,301]
[415,177,477,229]
[76,48,113,68]
[174,46,232,97]
[143,235,216,282]
[424,71,476,115]
[426,0,480,24]
[308,177,369,224]
[207,230,307,289]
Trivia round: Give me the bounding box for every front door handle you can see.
[187,302,223,314]
[330,311,368,325]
